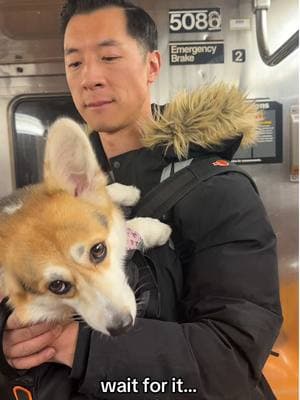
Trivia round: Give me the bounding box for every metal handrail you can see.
[253,0,299,66]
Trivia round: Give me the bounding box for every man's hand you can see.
[3,312,62,369]
[49,321,79,367]
[3,312,79,369]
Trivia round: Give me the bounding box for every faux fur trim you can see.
[142,84,258,159]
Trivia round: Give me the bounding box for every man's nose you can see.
[107,313,134,337]
[81,61,105,90]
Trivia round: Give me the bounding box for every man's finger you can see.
[7,347,56,370]
[4,325,63,358]
[4,312,23,330]
[4,319,59,345]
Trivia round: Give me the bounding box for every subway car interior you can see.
[0,0,299,398]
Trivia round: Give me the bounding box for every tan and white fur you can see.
[0,118,171,336]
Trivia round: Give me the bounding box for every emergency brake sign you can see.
[169,41,224,65]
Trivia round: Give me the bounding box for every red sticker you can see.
[212,160,230,167]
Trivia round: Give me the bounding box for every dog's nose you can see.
[107,314,134,336]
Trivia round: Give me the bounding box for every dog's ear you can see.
[44,118,107,200]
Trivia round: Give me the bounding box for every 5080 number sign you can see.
[169,8,221,33]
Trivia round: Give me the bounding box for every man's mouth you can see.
[85,100,114,109]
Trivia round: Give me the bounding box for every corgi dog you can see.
[0,118,171,336]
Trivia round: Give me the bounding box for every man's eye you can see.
[102,56,121,62]
[68,61,81,69]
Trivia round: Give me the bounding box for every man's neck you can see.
[99,125,143,159]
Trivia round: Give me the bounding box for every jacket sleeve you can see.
[69,172,283,399]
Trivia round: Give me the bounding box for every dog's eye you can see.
[90,242,107,264]
[48,280,72,295]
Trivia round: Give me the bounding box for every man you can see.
[2,0,282,398]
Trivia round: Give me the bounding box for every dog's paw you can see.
[126,217,172,249]
[154,222,172,247]
[123,186,140,206]
[107,183,140,206]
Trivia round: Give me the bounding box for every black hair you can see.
[60,0,158,52]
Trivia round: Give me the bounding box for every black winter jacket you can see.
[2,85,282,399]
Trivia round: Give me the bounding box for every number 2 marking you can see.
[232,49,246,63]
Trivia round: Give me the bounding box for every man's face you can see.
[64,7,160,133]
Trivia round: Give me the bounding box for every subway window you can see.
[11,96,84,188]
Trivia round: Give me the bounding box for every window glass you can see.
[12,96,84,188]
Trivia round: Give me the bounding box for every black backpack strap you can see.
[135,156,258,219]
[0,297,18,379]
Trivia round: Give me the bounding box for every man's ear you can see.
[147,50,161,84]
[43,118,107,200]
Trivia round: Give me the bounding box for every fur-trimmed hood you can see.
[142,83,258,161]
